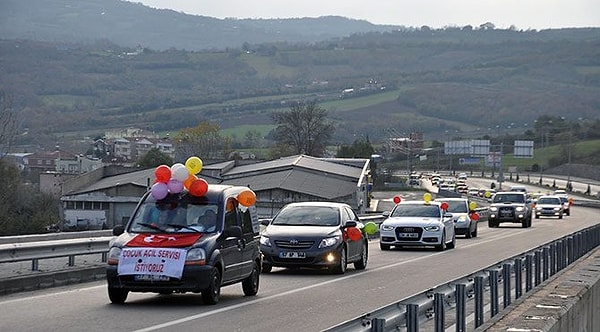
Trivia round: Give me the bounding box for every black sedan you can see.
[260,202,368,274]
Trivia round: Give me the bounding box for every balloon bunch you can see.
[151,156,207,199]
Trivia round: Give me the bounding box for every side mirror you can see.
[343,220,358,229]
[113,225,125,236]
[224,225,243,238]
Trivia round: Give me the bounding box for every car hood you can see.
[382,217,443,226]
[263,224,340,238]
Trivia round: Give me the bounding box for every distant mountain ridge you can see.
[0,0,400,51]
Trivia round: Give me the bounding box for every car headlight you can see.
[380,224,394,231]
[107,247,122,265]
[516,206,525,212]
[186,248,206,265]
[260,235,272,247]
[319,236,340,248]
[489,207,498,212]
[424,225,440,231]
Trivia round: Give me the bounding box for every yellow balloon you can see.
[469,202,477,210]
[185,156,203,175]
[423,192,432,202]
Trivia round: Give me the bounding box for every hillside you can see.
[0,1,599,153]
[0,0,398,51]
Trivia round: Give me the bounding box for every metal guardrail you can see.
[324,224,600,332]
[0,237,112,271]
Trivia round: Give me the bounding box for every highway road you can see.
[1,196,598,331]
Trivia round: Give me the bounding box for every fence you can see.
[324,224,600,332]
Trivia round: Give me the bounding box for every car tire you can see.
[379,243,391,251]
[447,232,456,249]
[261,263,272,273]
[465,224,473,239]
[330,247,347,274]
[242,261,260,296]
[435,233,446,251]
[202,267,221,305]
[353,241,368,270]
[108,288,128,304]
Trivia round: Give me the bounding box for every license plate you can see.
[398,233,419,238]
[134,274,170,281]
[279,251,306,259]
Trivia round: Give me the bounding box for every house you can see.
[59,155,372,230]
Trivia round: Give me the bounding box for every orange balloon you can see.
[237,189,256,207]
[346,227,362,241]
[189,178,208,197]
[183,174,198,190]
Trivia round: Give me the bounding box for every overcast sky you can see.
[130,0,600,30]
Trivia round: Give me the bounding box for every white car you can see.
[534,195,564,219]
[379,200,456,251]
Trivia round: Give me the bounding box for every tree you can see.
[337,138,374,158]
[173,120,231,161]
[271,100,335,157]
[0,90,18,156]
[138,148,174,168]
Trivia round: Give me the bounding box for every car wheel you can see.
[329,247,347,274]
[242,261,260,296]
[353,241,368,270]
[379,243,391,251]
[202,267,221,305]
[261,263,272,273]
[435,233,446,251]
[447,232,456,249]
[108,288,128,304]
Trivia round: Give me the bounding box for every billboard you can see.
[514,140,534,158]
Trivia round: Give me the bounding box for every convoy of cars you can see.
[105,163,576,305]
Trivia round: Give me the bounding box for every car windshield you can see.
[391,204,441,218]
[492,194,525,203]
[538,197,560,205]
[438,200,468,213]
[272,206,340,226]
[129,194,220,233]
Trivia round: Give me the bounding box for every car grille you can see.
[395,226,423,241]
[274,240,314,250]
[499,207,515,217]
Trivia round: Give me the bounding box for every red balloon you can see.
[470,212,480,221]
[189,178,208,197]
[346,227,362,241]
[440,202,449,211]
[155,165,171,183]
[393,195,401,204]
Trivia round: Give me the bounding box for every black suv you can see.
[106,185,261,305]
[488,192,532,228]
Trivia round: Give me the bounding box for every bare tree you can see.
[0,91,17,157]
[271,100,335,157]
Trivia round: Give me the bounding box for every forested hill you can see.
[0,0,398,51]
